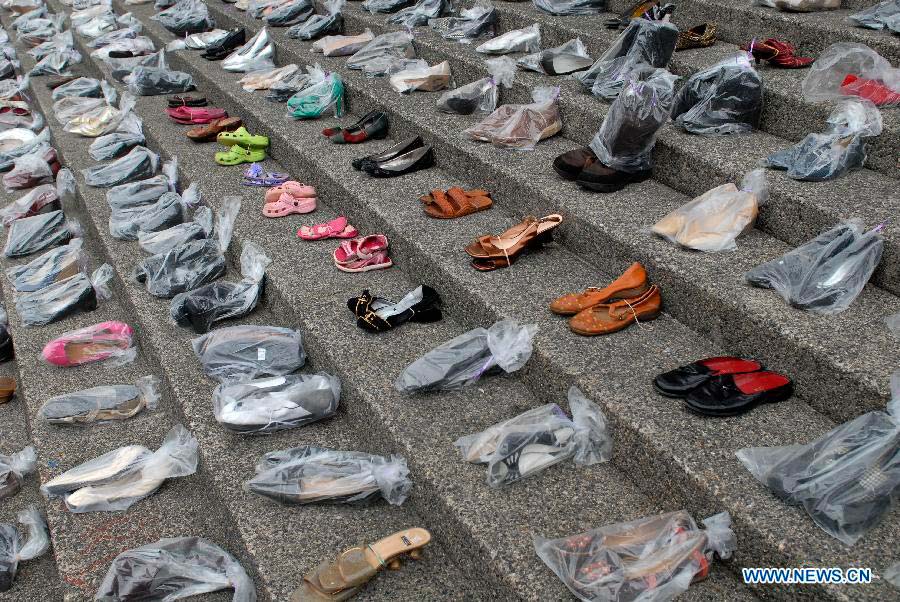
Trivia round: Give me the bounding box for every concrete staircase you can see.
[1,0,898,600]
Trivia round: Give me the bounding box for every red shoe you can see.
[166,106,228,125]
[740,38,813,68]
[840,74,900,107]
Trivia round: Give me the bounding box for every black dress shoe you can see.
[362,145,435,178]
[0,326,13,363]
[348,285,442,333]
[685,371,793,417]
[653,356,763,398]
[352,135,423,171]
[575,161,652,193]
[553,147,598,180]
[202,28,245,61]
[333,111,389,144]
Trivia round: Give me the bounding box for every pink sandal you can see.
[265,180,316,204]
[263,192,317,218]
[335,249,393,273]
[333,235,389,264]
[167,107,227,125]
[298,216,359,241]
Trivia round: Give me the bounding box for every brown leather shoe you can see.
[553,147,598,181]
[550,263,650,315]
[0,377,15,404]
[569,285,662,336]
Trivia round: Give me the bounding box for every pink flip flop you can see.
[265,180,316,204]
[263,192,317,218]
[334,249,393,273]
[333,235,389,265]
[41,321,135,367]
[298,216,359,241]
[167,106,227,125]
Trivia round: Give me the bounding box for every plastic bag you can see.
[456,387,611,487]
[109,182,200,240]
[746,220,883,314]
[652,170,765,252]
[2,147,57,192]
[41,320,137,368]
[82,145,159,188]
[886,562,900,588]
[6,238,85,292]
[533,0,603,15]
[213,372,339,434]
[42,424,198,513]
[265,0,314,26]
[90,36,155,60]
[138,206,212,254]
[430,1,496,43]
[389,60,451,94]
[517,38,591,75]
[769,0,839,11]
[738,371,899,545]
[222,28,275,73]
[313,29,373,57]
[0,506,50,592]
[95,537,255,602]
[464,86,561,151]
[0,127,49,171]
[64,89,136,137]
[51,76,101,100]
[0,446,36,500]
[28,29,73,61]
[106,49,165,82]
[247,446,411,505]
[535,511,736,602]
[238,64,298,92]
[363,0,414,13]
[126,64,195,96]
[14,264,111,326]
[388,0,449,28]
[106,171,176,215]
[87,26,140,48]
[347,31,414,71]
[28,48,81,77]
[3,210,77,258]
[764,99,882,181]
[476,23,540,55]
[265,67,313,102]
[287,67,344,118]
[192,325,305,384]
[437,56,514,115]
[76,14,118,39]
[576,19,678,99]
[39,375,159,425]
[152,0,215,36]
[133,197,239,298]
[849,0,900,31]
[589,66,678,173]
[395,319,537,393]
[672,53,762,136]
[88,113,145,160]
[802,43,900,108]
[288,0,344,39]
[888,312,900,338]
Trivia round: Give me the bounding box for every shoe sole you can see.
[576,171,653,193]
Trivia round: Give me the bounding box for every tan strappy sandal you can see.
[421,187,493,219]
[466,214,563,271]
[291,528,432,602]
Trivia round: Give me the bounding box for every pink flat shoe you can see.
[42,321,135,367]
[265,181,316,204]
[298,216,359,241]
[333,235,389,265]
[166,106,228,125]
[335,249,393,273]
[263,192,317,218]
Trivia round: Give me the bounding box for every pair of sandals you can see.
[215,127,270,166]
[243,162,289,186]
[333,235,393,273]
[263,180,317,218]
[420,187,492,219]
[298,216,359,241]
[347,285,442,333]
[465,214,562,271]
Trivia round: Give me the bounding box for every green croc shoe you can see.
[216,126,270,149]
[215,145,267,166]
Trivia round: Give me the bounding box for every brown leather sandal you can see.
[186,116,243,142]
[569,285,661,336]
[550,263,649,315]
[466,213,561,257]
[420,187,493,219]
[291,528,432,602]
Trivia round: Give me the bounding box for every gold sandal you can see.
[292,528,432,601]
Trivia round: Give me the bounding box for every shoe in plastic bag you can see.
[239,63,298,91]
[192,324,305,383]
[50,76,101,100]
[0,169,60,225]
[770,0,839,11]
[388,0,449,28]
[28,29,73,61]
[171,242,270,333]
[106,49,166,82]
[76,14,118,38]
[106,162,177,215]
[0,506,49,592]
[90,36,155,60]
[0,126,50,171]
[437,56,515,115]
[286,66,344,118]
[395,318,537,393]
[0,446,35,500]
[389,60,451,94]
[265,0,314,26]
[138,205,213,254]
[53,81,116,123]
[110,181,201,240]
[288,0,344,39]
[2,146,58,192]
[3,209,78,258]
[652,170,766,252]
[14,264,112,326]
[313,29,374,57]
[247,446,411,505]
[87,26,140,49]
[42,424,198,512]
[6,238,84,292]
[456,386,612,487]
[576,19,678,99]
[533,0,605,15]
[82,145,159,187]
[64,88,136,137]
[151,0,215,36]
[213,372,340,434]
[535,511,736,602]
[28,48,81,77]
[125,64,194,96]
[88,113,145,160]
[95,537,255,601]
[430,1,496,43]
[672,53,762,135]
[745,220,883,314]
[41,320,136,368]
[802,42,900,108]
[347,30,414,70]
[476,22,540,55]
[517,37,593,75]
[182,28,230,49]
[464,86,562,150]
[849,0,900,31]
[363,0,414,13]
[265,67,313,102]
[39,375,159,425]
[222,27,275,72]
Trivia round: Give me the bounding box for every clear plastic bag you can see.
[95,537,256,602]
[41,320,137,368]
[247,446,411,505]
[109,182,200,240]
[76,14,118,39]
[455,387,612,487]
[589,66,678,173]
[265,67,313,102]
[50,76,101,100]
[39,375,159,425]
[886,562,900,588]
[517,38,591,75]
[286,67,344,118]
[363,0,414,13]
[437,56,514,115]
[535,511,736,602]
[192,325,306,384]
[769,0,839,11]
[0,127,49,171]
[0,446,36,500]
[265,0,314,26]
[476,23,540,55]
[0,180,63,228]
[213,372,340,434]
[28,48,81,77]
[464,86,561,151]
[88,113,145,160]
[313,29,374,57]
[347,31,414,71]
[672,53,762,136]
[388,0,449,28]
[801,43,900,107]
[126,65,195,96]
[849,0,900,31]
[87,26,140,49]
[288,0,344,40]
[171,242,270,333]
[576,19,678,100]
[151,0,215,36]
[389,60,451,94]
[533,0,604,15]
[106,168,176,215]
[14,263,112,326]
[132,196,239,298]
[53,82,115,123]
[90,36,155,60]
[888,312,900,338]
[28,29,73,61]
[429,1,496,43]
[0,506,50,592]
[652,170,766,252]
[764,99,882,181]
[138,205,212,254]
[2,147,57,192]
[6,238,85,292]
[82,145,159,187]
[746,220,883,314]
[239,63,298,91]
[64,89,136,137]
[222,28,275,73]
[737,371,899,545]
[41,424,198,513]
[106,49,165,82]
[3,210,78,258]
[395,319,537,393]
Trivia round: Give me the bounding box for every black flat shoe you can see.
[334,112,389,144]
[363,145,435,178]
[167,95,208,108]
[653,356,763,398]
[685,371,793,417]
[348,285,442,333]
[0,326,13,364]
[202,28,246,60]
[540,52,594,75]
[352,135,423,171]
[322,109,381,138]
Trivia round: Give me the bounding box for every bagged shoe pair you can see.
[333,234,393,272]
[0,507,49,592]
[42,321,136,368]
[192,324,306,383]
[347,285,441,333]
[464,86,562,151]
[517,38,593,75]
[288,0,344,40]
[437,56,515,115]
[39,375,159,425]
[14,263,113,326]
[286,66,344,119]
[0,446,36,500]
[430,1,496,43]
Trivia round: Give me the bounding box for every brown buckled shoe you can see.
[553,146,598,180]
[569,285,662,336]
[576,161,653,193]
[550,263,650,315]
[675,23,716,51]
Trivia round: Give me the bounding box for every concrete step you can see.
[47,2,900,600]
[136,0,898,426]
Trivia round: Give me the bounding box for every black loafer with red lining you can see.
[685,371,793,417]
[653,356,763,398]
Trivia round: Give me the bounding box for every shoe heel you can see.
[534,229,555,246]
